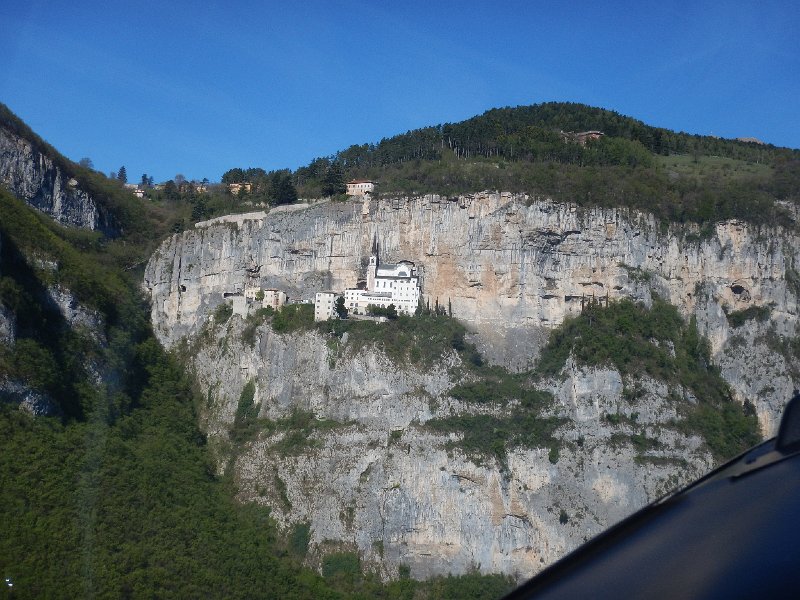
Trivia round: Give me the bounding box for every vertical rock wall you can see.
[145,194,800,435]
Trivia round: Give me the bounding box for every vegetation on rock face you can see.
[324,312,480,369]
[428,365,563,466]
[271,303,315,333]
[725,304,772,328]
[535,297,761,460]
[0,188,148,420]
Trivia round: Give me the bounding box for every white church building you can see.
[344,255,420,316]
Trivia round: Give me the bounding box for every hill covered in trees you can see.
[287,102,800,229]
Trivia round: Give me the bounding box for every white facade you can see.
[346,180,375,196]
[314,292,338,322]
[262,289,287,310]
[244,287,287,309]
[346,255,420,316]
[231,295,248,317]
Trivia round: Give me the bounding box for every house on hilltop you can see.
[228,182,252,195]
[346,179,375,197]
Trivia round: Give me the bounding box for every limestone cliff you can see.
[143,194,799,581]
[183,316,712,581]
[0,123,114,233]
[145,194,800,436]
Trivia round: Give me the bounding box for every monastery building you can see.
[344,255,420,316]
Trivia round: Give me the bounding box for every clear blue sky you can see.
[2,1,798,183]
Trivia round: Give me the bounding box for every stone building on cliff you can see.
[315,253,421,321]
[345,255,420,315]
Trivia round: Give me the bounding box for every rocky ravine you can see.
[146,193,800,435]
[0,123,115,233]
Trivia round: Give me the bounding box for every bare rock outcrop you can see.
[0,124,115,233]
[186,317,712,581]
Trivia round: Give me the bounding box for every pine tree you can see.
[334,296,348,319]
[117,165,127,184]
[321,163,346,197]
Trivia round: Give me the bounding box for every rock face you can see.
[145,194,800,436]
[187,317,712,581]
[144,193,800,581]
[0,124,115,233]
[0,228,107,414]
[0,378,62,417]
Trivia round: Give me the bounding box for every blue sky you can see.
[2,1,798,183]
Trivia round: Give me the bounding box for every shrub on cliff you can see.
[535,297,760,460]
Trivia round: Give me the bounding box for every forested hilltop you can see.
[7,99,795,234]
[289,102,799,228]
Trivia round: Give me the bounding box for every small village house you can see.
[228,182,252,195]
[314,291,339,322]
[346,179,376,197]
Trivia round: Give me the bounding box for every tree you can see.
[175,174,186,188]
[321,163,346,197]
[334,296,348,319]
[367,303,397,319]
[117,165,127,184]
[78,157,93,169]
[140,174,150,188]
[191,195,208,221]
[221,168,245,184]
[164,180,179,202]
[270,171,298,205]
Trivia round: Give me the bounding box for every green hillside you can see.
[288,102,800,229]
